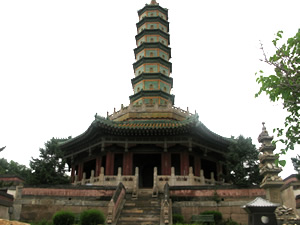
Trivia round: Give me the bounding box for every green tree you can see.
[226,135,262,187]
[0,158,31,181]
[256,29,300,155]
[28,138,70,185]
[291,155,300,180]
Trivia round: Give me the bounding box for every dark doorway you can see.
[133,154,161,188]
[189,155,195,173]
[83,159,96,179]
[114,154,123,175]
[171,154,180,175]
[201,159,217,180]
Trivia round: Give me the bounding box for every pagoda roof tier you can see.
[134,43,171,58]
[59,114,231,156]
[133,57,172,72]
[129,90,175,105]
[135,29,170,44]
[138,4,168,19]
[131,73,173,88]
[136,17,169,32]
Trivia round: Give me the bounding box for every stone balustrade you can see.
[73,166,227,191]
[107,102,193,121]
[73,167,137,192]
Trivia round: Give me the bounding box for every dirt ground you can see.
[0,219,30,225]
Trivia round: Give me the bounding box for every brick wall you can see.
[17,186,115,222]
[170,186,266,225]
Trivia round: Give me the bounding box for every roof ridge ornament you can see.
[150,0,158,5]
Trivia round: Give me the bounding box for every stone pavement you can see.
[0,219,30,225]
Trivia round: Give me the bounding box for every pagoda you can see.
[59,0,231,191]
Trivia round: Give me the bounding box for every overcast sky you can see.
[0,0,299,178]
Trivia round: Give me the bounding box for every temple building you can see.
[59,0,231,191]
[10,1,300,224]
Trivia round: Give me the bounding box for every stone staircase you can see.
[117,189,161,225]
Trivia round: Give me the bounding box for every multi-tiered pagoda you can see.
[60,0,231,190]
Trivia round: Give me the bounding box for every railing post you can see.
[188,167,194,185]
[90,170,95,183]
[200,169,205,185]
[152,167,158,197]
[117,167,122,184]
[99,167,104,185]
[171,167,175,186]
[81,172,86,185]
[132,167,139,199]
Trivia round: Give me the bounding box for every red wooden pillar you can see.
[71,165,75,183]
[180,151,189,175]
[78,162,84,180]
[123,152,133,175]
[105,152,114,175]
[217,162,223,181]
[162,152,171,175]
[95,156,102,177]
[194,155,201,176]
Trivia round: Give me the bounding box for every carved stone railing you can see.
[160,182,172,225]
[74,166,226,192]
[155,167,226,192]
[107,102,193,121]
[73,167,137,192]
[106,182,126,225]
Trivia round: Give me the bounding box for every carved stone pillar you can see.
[258,122,284,204]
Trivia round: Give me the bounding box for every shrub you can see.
[80,209,105,225]
[201,210,223,224]
[223,219,239,225]
[30,220,53,225]
[173,213,184,224]
[52,210,75,225]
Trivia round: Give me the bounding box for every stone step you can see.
[122,208,160,214]
[118,222,159,225]
[119,216,159,222]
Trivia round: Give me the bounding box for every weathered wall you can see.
[0,191,13,220]
[0,205,10,220]
[14,186,115,222]
[170,186,266,225]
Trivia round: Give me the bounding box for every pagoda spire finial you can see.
[150,0,158,5]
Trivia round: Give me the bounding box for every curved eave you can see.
[138,5,168,19]
[136,17,169,32]
[193,121,231,147]
[135,29,170,44]
[59,121,100,151]
[134,43,171,58]
[133,57,172,72]
[129,90,175,104]
[60,115,230,155]
[131,73,173,87]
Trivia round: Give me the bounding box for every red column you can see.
[78,162,84,180]
[217,162,223,181]
[95,156,102,177]
[162,152,171,175]
[195,155,201,176]
[123,152,133,175]
[180,151,189,176]
[105,152,115,175]
[71,165,75,183]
